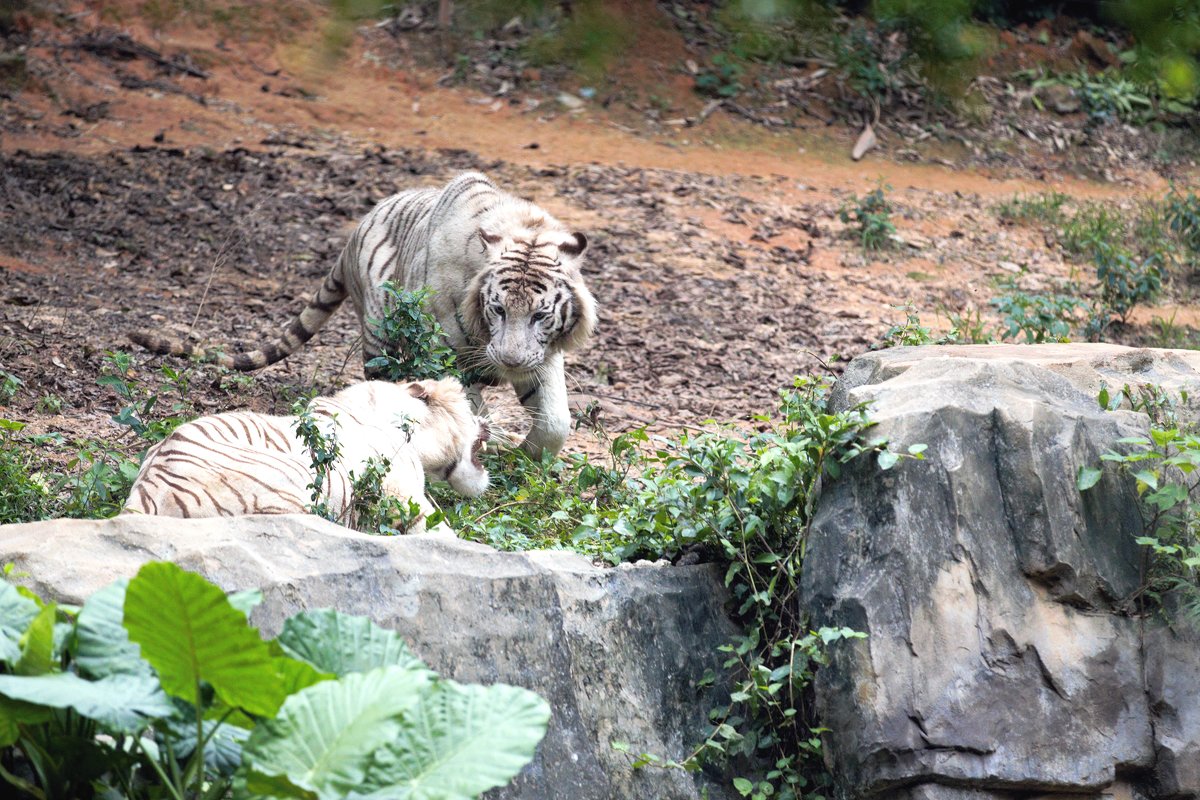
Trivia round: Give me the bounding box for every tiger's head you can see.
[461,204,597,381]
[402,378,490,498]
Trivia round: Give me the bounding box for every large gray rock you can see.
[805,344,1200,799]
[0,514,738,800]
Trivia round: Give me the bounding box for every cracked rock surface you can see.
[804,343,1200,800]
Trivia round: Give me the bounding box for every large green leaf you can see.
[74,580,152,680]
[123,562,286,716]
[14,602,56,676]
[0,673,174,732]
[0,581,40,666]
[238,665,431,799]
[275,610,426,677]
[354,681,550,800]
[0,694,53,746]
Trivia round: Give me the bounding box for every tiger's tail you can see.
[129,251,351,372]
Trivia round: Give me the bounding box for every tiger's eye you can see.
[490,304,506,318]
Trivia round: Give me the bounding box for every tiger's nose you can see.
[498,354,524,368]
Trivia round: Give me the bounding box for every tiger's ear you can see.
[407,382,431,404]
[559,232,587,257]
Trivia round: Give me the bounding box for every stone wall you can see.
[804,344,1200,799]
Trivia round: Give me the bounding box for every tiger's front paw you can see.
[520,417,569,459]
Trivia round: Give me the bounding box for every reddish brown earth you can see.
[0,2,1196,461]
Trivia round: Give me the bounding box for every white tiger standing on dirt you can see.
[130,172,598,457]
[122,378,490,533]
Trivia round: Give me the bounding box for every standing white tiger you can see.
[130,172,598,457]
[123,378,490,532]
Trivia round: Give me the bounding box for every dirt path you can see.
[0,6,1190,461]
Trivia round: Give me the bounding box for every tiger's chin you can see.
[448,461,490,498]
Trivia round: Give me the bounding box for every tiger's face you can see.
[464,228,597,380]
[405,378,490,498]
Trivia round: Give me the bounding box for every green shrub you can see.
[0,422,141,524]
[990,285,1087,343]
[1134,199,1183,274]
[365,283,460,382]
[839,183,897,251]
[349,455,425,534]
[943,304,994,343]
[1092,240,1162,323]
[522,0,631,80]
[436,376,918,797]
[695,53,744,98]
[1060,203,1126,258]
[1085,384,1200,621]
[1165,186,1200,264]
[0,420,55,524]
[1034,68,1153,122]
[0,562,549,800]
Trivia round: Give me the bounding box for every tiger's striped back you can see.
[122,379,489,527]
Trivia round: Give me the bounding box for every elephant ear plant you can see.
[0,561,550,800]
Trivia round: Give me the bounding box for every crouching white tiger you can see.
[122,378,489,533]
[130,171,598,458]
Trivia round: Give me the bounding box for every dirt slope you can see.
[0,3,1193,458]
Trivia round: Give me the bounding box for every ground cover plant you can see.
[0,351,246,526]
[432,376,919,798]
[0,561,549,799]
[838,182,896,252]
[985,183,1200,344]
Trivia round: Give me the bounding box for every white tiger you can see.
[130,171,597,457]
[122,378,489,533]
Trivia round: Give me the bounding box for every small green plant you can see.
[833,19,910,105]
[943,305,993,344]
[34,394,62,414]
[874,305,964,349]
[994,192,1069,226]
[1084,384,1200,621]
[1165,186,1200,267]
[990,284,1087,343]
[349,455,424,534]
[694,53,744,98]
[839,183,897,252]
[291,399,342,522]
[0,419,55,524]
[1151,312,1200,349]
[98,351,196,443]
[1092,240,1162,323]
[0,369,21,405]
[365,283,460,382]
[1060,203,1126,259]
[0,562,550,799]
[0,423,141,523]
[1034,68,1153,122]
[1133,199,1182,275]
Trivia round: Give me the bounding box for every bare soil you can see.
[1,3,1197,460]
